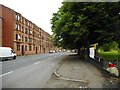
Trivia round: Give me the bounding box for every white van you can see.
[0,47,17,60]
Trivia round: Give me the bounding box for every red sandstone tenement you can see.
[0,4,60,55]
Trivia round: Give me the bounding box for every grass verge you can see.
[98,51,120,60]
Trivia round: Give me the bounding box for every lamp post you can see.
[118,13,120,52]
[116,13,120,52]
[116,12,120,63]
[117,12,120,34]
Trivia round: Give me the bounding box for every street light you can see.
[115,12,120,41]
[117,12,120,62]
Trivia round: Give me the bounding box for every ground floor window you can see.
[25,45,27,51]
[29,45,32,51]
[40,46,41,51]
[17,44,20,51]
[33,45,35,50]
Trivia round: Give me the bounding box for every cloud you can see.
[0,0,63,34]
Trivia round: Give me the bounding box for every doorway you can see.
[22,45,24,55]
[36,47,37,54]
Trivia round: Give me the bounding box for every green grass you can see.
[98,51,120,60]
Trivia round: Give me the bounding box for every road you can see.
[0,52,68,88]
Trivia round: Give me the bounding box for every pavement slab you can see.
[44,53,119,88]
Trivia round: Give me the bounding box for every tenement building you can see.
[0,4,54,55]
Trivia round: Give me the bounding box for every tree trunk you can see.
[85,39,90,60]
[84,46,86,60]
[118,44,120,52]
[86,46,89,60]
[77,48,80,55]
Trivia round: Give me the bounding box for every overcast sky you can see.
[0,0,63,34]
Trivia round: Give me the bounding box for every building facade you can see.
[0,5,2,47]
[0,4,54,55]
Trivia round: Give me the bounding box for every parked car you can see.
[53,50,55,53]
[49,50,53,53]
[0,47,17,60]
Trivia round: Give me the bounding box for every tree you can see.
[100,41,119,51]
[51,2,120,55]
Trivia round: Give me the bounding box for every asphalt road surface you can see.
[0,52,68,88]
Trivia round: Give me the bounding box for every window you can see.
[40,46,41,51]
[29,23,31,27]
[25,37,27,42]
[22,36,24,42]
[25,20,27,26]
[38,47,39,51]
[32,24,34,28]
[16,34,21,41]
[16,24,17,29]
[24,19,26,24]
[22,27,24,32]
[24,19,27,25]
[16,14,20,21]
[29,30,33,35]
[25,46,27,51]
[18,34,21,40]
[18,24,21,30]
[18,15,20,21]
[28,22,30,26]
[16,34,18,40]
[15,14,18,20]
[33,44,35,50]
[29,45,32,51]
[25,28,28,34]
[11,50,15,54]
[24,27,26,33]
[28,38,29,42]
[17,44,20,51]
[16,24,21,30]
[29,38,32,42]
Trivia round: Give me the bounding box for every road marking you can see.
[51,64,55,66]
[79,86,88,88]
[49,54,55,56]
[34,62,40,65]
[54,56,56,57]
[48,58,51,59]
[79,86,82,88]
[0,71,13,77]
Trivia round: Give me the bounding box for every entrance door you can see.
[22,45,24,55]
[43,48,45,53]
[36,47,37,54]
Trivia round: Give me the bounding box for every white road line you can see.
[79,86,88,88]
[48,58,51,59]
[34,62,40,65]
[49,54,54,56]
[51,64,55,66]
[0,71,13,77]
[0,62,3,64]
[79,86,82,88]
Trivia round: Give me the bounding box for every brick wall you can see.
[0,5,2,47]
[0,5,55,56]
[2,5,15,49]
[0,18,2,47]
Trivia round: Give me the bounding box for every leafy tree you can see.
[100,41,118,51]
[51,2,120,55]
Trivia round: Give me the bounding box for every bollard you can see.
[98,57,104,67]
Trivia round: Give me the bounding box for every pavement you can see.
[44,53,119,88]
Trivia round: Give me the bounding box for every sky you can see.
[0,0,63,35]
